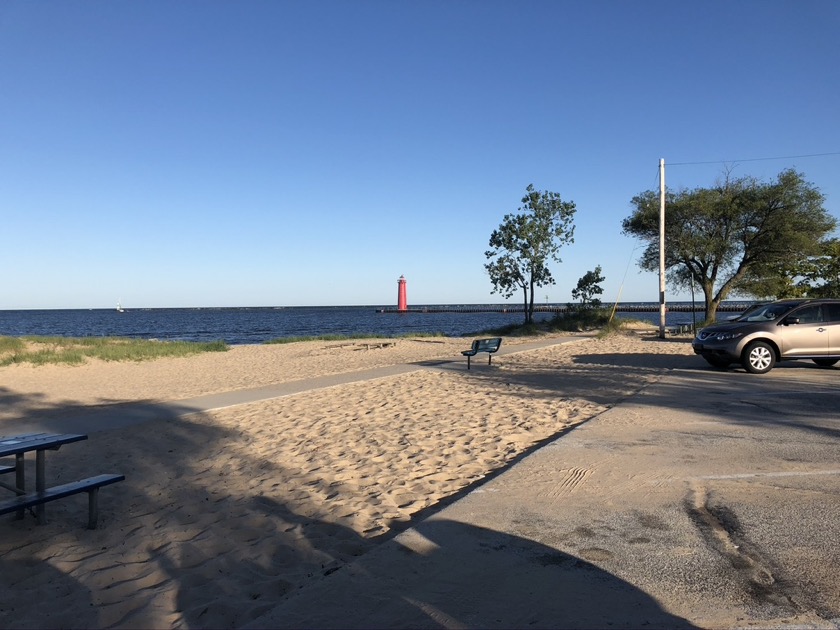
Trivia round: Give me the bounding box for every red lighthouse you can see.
[397,275,408,311]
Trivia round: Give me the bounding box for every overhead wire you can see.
[667,151,840,166]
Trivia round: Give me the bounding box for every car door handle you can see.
[817,327,827,332]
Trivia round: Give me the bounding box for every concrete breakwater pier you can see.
[377,303,746,314]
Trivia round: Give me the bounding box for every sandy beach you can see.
[0,332,695,629]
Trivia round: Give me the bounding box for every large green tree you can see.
[485,184,576,324]
[622,169,835,322]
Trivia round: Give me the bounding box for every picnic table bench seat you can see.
[0,473,125,529]
[462,337,502,369]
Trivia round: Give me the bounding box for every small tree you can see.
[485,185,576,324]
[571,265,605,308]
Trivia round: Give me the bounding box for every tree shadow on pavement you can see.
[246,516,697,629]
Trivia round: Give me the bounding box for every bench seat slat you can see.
[0,474,125,528]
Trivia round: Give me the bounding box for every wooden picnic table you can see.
[0,433,88,524]
[0,433,124,528]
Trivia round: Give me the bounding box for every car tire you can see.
[742,341,776,374]
[703,355,731,369]
[812,358,839,367]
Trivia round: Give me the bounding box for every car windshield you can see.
[736,302,802,322]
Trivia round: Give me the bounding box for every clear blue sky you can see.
[2,1,839,309]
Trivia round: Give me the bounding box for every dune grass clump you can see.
[0,336,228,366]
[476,309,640,339]
[595,317,629,338]
[0,336,26,355]
[547,308,613,332]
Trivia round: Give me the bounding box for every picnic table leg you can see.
[15,453,25,520]
[88,488,100,529]
[36,450,46,525]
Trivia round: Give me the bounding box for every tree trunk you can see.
[527,277,536,324]
[528,280,537,324]
[703,285,718,322]
[522,286,530,324]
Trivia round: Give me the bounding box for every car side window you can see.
[826,304,840,322]
[744,305,782,321]
[792,305,823,324]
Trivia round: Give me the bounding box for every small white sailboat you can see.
[116,300,125,313]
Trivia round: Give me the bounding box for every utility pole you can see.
[659,158,666,339]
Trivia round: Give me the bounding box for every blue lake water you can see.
[0,304,736,345]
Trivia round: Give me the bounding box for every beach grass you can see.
[476,310,639,339]
[0,336,228,366]
[0,336,26,356]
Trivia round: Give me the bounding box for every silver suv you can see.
[692,299,840,373]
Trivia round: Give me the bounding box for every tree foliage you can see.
[485,184,576,324]
[741,238,840,299]
[798,238,840,297]
[571,265,605,308]
[622,169,835,321]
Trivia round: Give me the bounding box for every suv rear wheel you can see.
[742,341,776,374]
[813,358,839,367]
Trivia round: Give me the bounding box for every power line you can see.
[668,151,840,166]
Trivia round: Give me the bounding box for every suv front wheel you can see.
[742,341,776,374]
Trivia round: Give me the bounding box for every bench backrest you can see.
[475,338,502,352]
